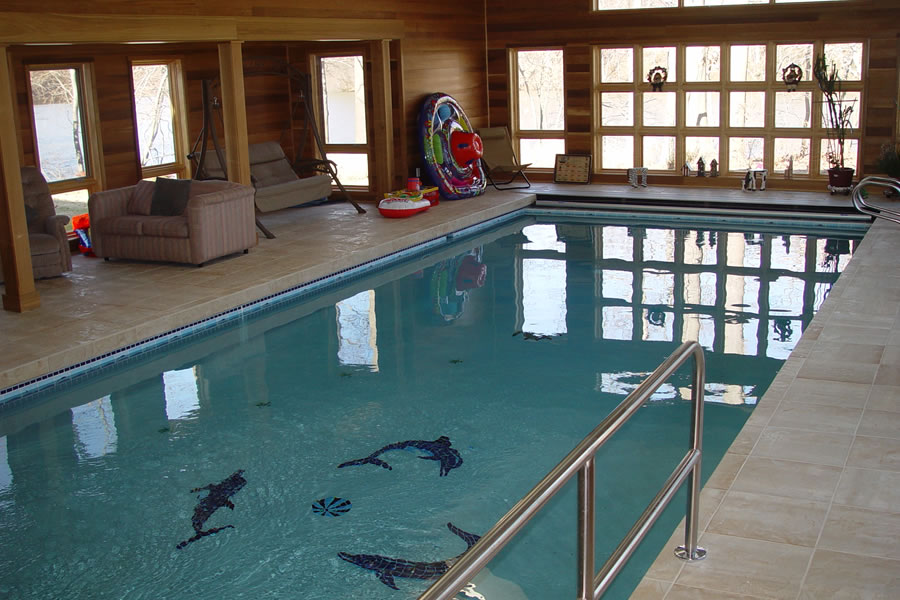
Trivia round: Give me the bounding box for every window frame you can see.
[593,0,848,11]
[510,47,567,170]
[129,58,191,180]
[591,40,864,178]
[25,61,105,197]
[313,51,372,191]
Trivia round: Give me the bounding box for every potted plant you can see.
[814,53,855,188]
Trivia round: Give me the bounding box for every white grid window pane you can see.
[730,91,766,128]
[600,48,634,83]
[520,138,565,168]
[643,92,676,126]
[685,46,721,82]
[643,136,676,170]
[643,47,676,82]
[730,45,766,82]
[729,137,765,171]
[774,138,811,174]
[685,92,720,127]
[517,50,565,131]
[601,92,634,126]
[775,91,812,128]
[602,136,634,169]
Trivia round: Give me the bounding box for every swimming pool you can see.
[0,213,865,599]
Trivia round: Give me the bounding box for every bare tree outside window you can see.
[132,64,176,168]
[29,68,88,182]
[517,50,564,131]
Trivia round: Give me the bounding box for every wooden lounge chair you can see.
[477,127,532,190]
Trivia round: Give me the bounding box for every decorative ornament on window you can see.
[781,63,803,91]
[647,66,668,92]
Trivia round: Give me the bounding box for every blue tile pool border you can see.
[0,206,869,407]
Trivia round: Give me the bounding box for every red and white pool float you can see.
[378,192,432,218]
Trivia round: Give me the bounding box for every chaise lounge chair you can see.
[477,127,532,190]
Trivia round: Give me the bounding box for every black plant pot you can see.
[827,167,854,188]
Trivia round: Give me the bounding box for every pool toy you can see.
[338,522,481,590]
[337,435,463,477]
[418,93,486,200]
[378,189,432,218]
[312,497,352,517]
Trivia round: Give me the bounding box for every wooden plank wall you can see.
[4,0,488,192]
[487,0,900,180]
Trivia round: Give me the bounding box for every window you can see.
[131,60,190,180]
[513,49,565,168]
[592,41,863,177]
[27,63,104,227]
[318,55,369,188]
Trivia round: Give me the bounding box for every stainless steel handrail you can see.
[419,341,707,600]
[852,176,900,225]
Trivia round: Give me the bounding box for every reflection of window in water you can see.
[643,308,673,342]
[598,372,757,405]
[0,436,11,494]
[726,274,760,312]
[769,276,804,313]
[817,238,852,273]
[164,367,201,420]
[771,235,807,271]
[643,228,675,262]
[336,290,379,372]
[768,318,801,360]
[683,272,717,306]
[601,306,632,340]
[725,318,758,357]
[602,226,632,261]
[682,313,715,350]
[522,224,565,252]
[71,396,118,460]
[726,232,761,268]
[600,269,632,302]
[642,271,674,305]
[523,259,567,336]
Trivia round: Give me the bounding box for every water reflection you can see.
[520,221,858,405]
[71,396,117,460]
[163,367,201,420]
[337,290,379,372]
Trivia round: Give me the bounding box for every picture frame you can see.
[553,154,592,184]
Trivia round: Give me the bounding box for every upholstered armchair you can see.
[0,166,72,284]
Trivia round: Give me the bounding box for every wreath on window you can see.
[647,66,668,91]
[781,63,803,91]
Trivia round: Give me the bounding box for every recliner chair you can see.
[0,166,72,283]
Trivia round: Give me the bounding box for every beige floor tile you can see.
[666,584,769,600]
[751,427,853,466]
[674,532,812,600]
[796,360,878,386]
[731,457,842,502]
[799,549,900,600]
[728,424,764,455]
[857,409,900,439]
[819,505,900,560]
[767,403,862,434]
[782,378,871,409]
[846,436,900,472]
[706,490,828,547]
[807,342,885,365]
[628,578,670,599]
[874,363,900,387]
[867,385,900,413]
[818,323,892,346]
[704,452,747,490]
[833,468,900,512]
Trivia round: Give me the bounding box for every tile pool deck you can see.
[2,185,899,599]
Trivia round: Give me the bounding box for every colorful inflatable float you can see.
[418,93,486,200]
[377,186,439,218]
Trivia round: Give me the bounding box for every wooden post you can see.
[371,39,395,196]
[0,44,40,312]
[217,41,251,186]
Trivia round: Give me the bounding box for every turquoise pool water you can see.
[0,214,864,599]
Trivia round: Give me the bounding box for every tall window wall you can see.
[130,60,190,180]
[317,54,370,189]
[512,49,566,168]
[592,41,863,178]
[27,63,104,227]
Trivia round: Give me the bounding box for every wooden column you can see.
[371,39,395,196]
[0,44,40,312]
[217,41,251,186]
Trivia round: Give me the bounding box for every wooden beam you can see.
[0,45,40,312]
[217,41,251,186]
[370,39,395,196]
[0,12,404,45]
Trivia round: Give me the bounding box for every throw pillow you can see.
[150,178,192,217]
[127,180,156,215]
